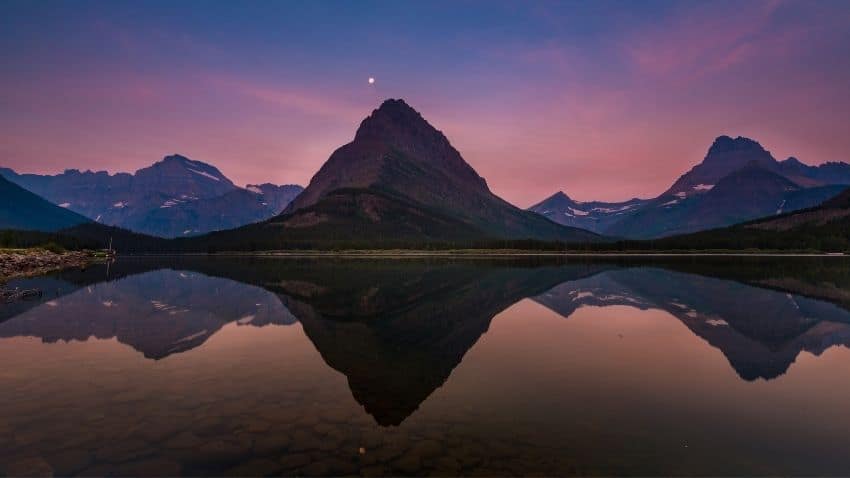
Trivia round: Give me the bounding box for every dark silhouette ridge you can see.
[0,175,90,231]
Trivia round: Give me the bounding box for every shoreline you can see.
[0,249,98,282]
[123,250,849,258]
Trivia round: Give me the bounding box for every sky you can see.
[2,0,849,206]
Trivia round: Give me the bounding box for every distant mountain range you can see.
[530,136,850,238]
[0,156,302,237]
[3,99,850,248]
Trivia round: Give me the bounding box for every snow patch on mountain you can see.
[187,168,221,181]
[58,202,70,208]
[591,204,636,213]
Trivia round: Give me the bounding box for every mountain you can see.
[607,162,845,238]
[532,135,850,238]
[282,99,596,241]
[125,186,301,237]
[663,136,777,197]
[743,187,850,234]
[193,99,599,248]
[245,183,303,213]
[528,192,648,234]
[0,155,303,237]
[0,175,91,231]
[647,186,850,251]
[777,157,850,187]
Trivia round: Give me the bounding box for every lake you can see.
[1,256,850,476]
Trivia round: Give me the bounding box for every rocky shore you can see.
[0,249,94,282]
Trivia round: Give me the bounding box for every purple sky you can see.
[2,0,849,205]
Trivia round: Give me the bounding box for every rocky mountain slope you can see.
[283,99,596,241]
[194,99,599,247]
[642,186,850,251]
[0,175,90,231]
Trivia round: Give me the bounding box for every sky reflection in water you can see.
[1,257,849,476]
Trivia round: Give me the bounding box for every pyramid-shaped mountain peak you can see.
[274,99,598,242]
[353,98,451,151]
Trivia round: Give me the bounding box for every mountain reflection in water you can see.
[1,256,850,476]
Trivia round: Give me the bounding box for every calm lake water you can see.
[2,256,850,476]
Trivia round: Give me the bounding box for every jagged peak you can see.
[707,135,766,155]
[549,191,573,202]
[160,154,211,169]
[152,154,224,175]
[376,98,417,115]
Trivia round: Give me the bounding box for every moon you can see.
[368,77,375,85]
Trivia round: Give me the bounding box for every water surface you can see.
[2,256,850,476]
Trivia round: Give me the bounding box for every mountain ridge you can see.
[1,156,303,237]
[530,135,850,238]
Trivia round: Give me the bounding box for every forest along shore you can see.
[0,249,95,282]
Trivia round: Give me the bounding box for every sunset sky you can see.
[2,0,849,205]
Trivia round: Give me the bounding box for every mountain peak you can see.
[663,135,777,197]
[377,98,416,114]
[707,136,766,156]
[353,98,446,146]
[151,154,227,179]
[280,100,595,242]
[550,191,573,202]
[160,154,218,172]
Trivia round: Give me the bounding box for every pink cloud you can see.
[624,0,782,80]
[205,75,367,121]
